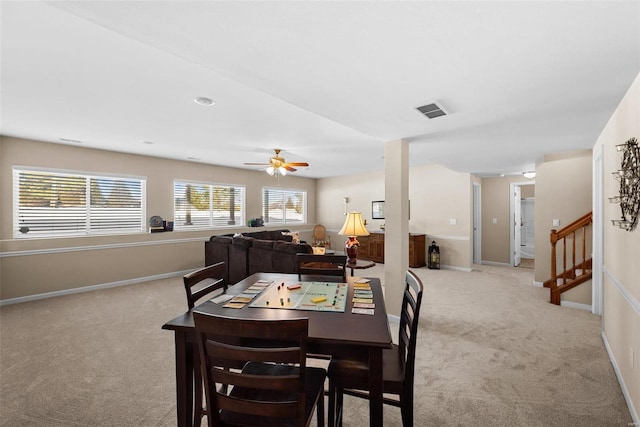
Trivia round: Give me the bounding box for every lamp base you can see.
[346,245,358,263]
[345,236,359,263]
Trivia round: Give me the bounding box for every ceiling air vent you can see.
[416,102,448,119]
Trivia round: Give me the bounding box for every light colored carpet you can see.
[0,264,631,426]
[518,258,535,269]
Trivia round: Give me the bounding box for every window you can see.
[13,167,146,238]
[262,187,306,225]
[174,181,245,230]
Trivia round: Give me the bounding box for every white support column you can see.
[384,139,409,317]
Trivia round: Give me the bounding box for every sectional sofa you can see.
[204,229,313,284]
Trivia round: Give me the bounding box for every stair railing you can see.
[547,212,593,304]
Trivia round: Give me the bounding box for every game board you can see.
[249,280,348,312]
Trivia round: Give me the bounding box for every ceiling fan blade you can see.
[246,149,309,173]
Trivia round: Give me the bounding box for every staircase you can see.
[543,212,593,305]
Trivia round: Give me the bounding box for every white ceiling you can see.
[2,1,639,179]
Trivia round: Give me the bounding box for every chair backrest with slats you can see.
[398,270,424,389]
[193,313,310,426]
[297,253,347,280]
[183,262,227,310]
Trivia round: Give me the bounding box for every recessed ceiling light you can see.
[523,171,536,179]
[141,140,154,145]
[187,156,200,161]
[194,97,215,106]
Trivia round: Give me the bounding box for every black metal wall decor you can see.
[609,137,639,231]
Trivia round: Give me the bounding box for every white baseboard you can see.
[441,265,473,272]
[408,265,472,272]
[0,269,192,306]
[532,281,544,287]
[480,261,512,268]
[560,300,592,311]
[602,332,640,425]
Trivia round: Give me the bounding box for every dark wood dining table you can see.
[162,272,392,427]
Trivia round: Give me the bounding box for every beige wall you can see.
[534,150,593,304]
[316,163,473,270]
[521,184,535,198]
[480,175,535,264]
[596,72,639,419]
[0,137,317,301]
[480,153,592,305]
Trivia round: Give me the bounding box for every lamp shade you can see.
[338,212,370,237]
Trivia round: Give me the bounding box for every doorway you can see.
[510,181,535,267]
[473,183,481,265]
[520,197,535,259]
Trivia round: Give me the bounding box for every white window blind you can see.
[174,181,245,230]
[13,168,146,238]
[262,187,306,225]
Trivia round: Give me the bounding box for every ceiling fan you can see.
[244,149,309,176]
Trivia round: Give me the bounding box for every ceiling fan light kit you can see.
[266,166,287,176]
[244,149,309,177]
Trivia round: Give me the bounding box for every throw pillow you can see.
[281,231,300,244]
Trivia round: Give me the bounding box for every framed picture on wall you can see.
[371,200,410,220]
[372,201,384,219]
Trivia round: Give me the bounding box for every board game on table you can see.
[248,279,348,312]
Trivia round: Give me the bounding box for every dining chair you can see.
[193,312,327,427]
[297,253,348,281]
[183,261,227,427]
[183,262,227,310]
[327,270,424,427]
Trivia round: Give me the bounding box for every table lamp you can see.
[338,211,370,263]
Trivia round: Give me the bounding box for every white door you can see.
[514,185,522,266]
[520,198,535,258]
[473,183,481,264]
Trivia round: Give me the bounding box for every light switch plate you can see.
[450,218,457,225]
[492,218,498,224]
[553,219,560,227]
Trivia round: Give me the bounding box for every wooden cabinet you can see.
[409,234,426,268]
[358,232,426,268]
[359,232,384,263]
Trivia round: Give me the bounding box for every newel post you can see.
[550,229,558,284]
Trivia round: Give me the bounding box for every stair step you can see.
[555,270,592,285]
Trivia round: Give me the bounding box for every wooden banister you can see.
[550,212,593,241]
[546,212,593,305]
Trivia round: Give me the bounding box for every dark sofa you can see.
[204,229,312,284]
